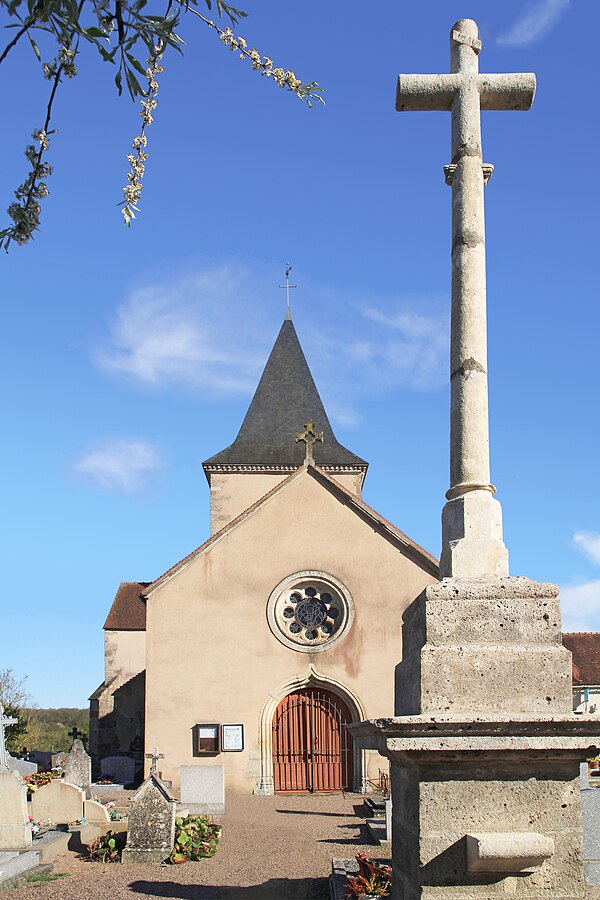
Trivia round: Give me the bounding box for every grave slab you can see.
[180,765,225,815]
[0,850,40,886]
[33,830,70,864]
[6,756,37,778]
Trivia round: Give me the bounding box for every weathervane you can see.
[279,262,297,320]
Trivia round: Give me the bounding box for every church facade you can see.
[90,316,439,794]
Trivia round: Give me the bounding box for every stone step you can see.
[366,818,390,847]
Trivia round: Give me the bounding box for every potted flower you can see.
[345,853,391,898]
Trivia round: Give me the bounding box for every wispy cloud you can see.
[560,580,600,632]
[357,306,449,391]
[497,0,570,47]
[73,439,165,493]
[97,264,449,429]
[560,530,600,630]
[574,531,600,566]
[96,264,269,394]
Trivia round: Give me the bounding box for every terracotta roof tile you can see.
[563,632,600,685]
[103,582,149,630]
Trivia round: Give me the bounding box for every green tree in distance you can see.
[0,668,32,752]
[0,0,323,249]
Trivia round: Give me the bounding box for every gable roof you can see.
[103,582,148,630]
[203,319,367,473]
[143,464,439,598]
[563,633,600,686]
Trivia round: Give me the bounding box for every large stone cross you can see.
[0,704,18,769]
[396,19,535,578]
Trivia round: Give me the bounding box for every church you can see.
[89,311,439,794]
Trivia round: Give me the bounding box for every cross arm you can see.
[396,74,461,111]
[477,73,536,110]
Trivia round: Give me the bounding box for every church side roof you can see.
[103,582,149,630]
[563,633,600,686]
[143,464,439,598]
[203,319,368,473]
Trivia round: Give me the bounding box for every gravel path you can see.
[8,792,385,900]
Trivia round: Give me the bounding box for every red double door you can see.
[273,688,354,792]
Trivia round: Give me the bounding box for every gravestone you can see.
[100,755,135,785]
[27,750,52,770]
[6,755,37,778]
[180,765,225,815]
[0,769,32,850]
[63,739,92,797]
[29,779,84,825]
[121,774,176,863]
[83,798,111,825]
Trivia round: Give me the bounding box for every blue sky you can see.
[2,0,598,707]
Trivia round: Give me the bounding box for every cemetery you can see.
[1,11,599,900]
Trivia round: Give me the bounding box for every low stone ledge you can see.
[465,831,554,873]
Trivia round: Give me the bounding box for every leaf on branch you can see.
[27,33,41,60]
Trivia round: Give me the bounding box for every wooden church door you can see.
[272,688,354,792]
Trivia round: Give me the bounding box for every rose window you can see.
[267,572,354,652]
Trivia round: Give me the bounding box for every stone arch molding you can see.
[254,664,367,795]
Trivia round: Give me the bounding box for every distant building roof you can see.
[563,632,600,685]
[103,582,149,630]
[203,318,368,474]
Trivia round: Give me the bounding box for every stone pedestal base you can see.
[395,577,573,717]
[349,574,600,897]
[351,716,600,899]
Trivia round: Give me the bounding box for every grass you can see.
[26,871,71,883]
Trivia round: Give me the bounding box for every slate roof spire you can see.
[203,317,368,473]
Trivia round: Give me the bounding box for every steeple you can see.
[203,318,368,475]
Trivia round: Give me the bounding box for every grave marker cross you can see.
[68,726,84,744]
[396,19,535,578]
[145,746,165,775]
[0,704,18,769]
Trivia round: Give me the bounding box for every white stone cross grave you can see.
[0,704,18,769]
[396,18,535,578]
[145,746,165,775]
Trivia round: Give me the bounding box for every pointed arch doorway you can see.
[272,687,354,792]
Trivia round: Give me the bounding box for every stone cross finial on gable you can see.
[145,746,165,774]
[295,422,323,465]
[0,704,18,769]
[395,18,535,579]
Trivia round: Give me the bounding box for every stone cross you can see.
[279,262,297,321]
[295,421,323,465]
[0,705,18,769]
[145,746,165,775]
[396,19,535,578]
[68,726,84,744]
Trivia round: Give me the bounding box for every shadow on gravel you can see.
[128,877,329,899]
[274,808,349,818]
